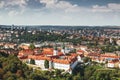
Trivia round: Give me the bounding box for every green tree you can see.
[7,76,16,80]
[29,43,35,50]
[117,46,120,51]
[0,62,2,68]
[44,60,49,69]
[16,70,23,77]
[10,63,17,73]
[73,73,81,80]
[54,69,61,76]
[30,59,35,65]
[0,52,48,80]
[0,68,4,79]
[83,57,91,63]
[29,73,48,80]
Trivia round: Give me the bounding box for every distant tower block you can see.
[11,24,14,30]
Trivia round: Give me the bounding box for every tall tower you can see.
[110,38,113,44]
[53,44,58,56]
[61,43,65,55]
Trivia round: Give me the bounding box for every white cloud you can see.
[40,0,81,13]
[39,0,120,14]
[8,10,19,16]
[8,9,24,17]
[56,1,80,13]
[108,3,120,10]
[92,3,120,12]
[3,0,28,17]
[0,0,120,26]
[40,0,120,13]
[6,0,29,8]
[40,0,57,8]
[92,5,112,12]
[0,1,4,8]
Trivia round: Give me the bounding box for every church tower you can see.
[110,38,113,44]
[53,44,58,56]
[61,43,65,55]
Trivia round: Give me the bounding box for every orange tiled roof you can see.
[27,53,77,64]
[100,55,120,58]
[42,51,53,55]
[88,53,100,56]
[18,47,78,64]
[18,49,34,56]
[77,50,84,53]
[58,52,64,56]
[71,53,78,57]
[108,59,119,64]
[43,48,53,52]
[41,48,54,55]
[53,59,71,64]
[28,55,52,61]
[20,45,29,49]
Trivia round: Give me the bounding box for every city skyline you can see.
[0,0,120,26]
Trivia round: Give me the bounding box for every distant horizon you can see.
[0,24,120,27]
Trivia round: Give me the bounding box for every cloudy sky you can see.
[0,0,120,26]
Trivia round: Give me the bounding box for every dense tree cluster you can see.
[101,45,120,53]
[19,32,67,42]
[0,52,47,80]
[1,52,120,80]
[18,31,82,45]
[73,62,120,80]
